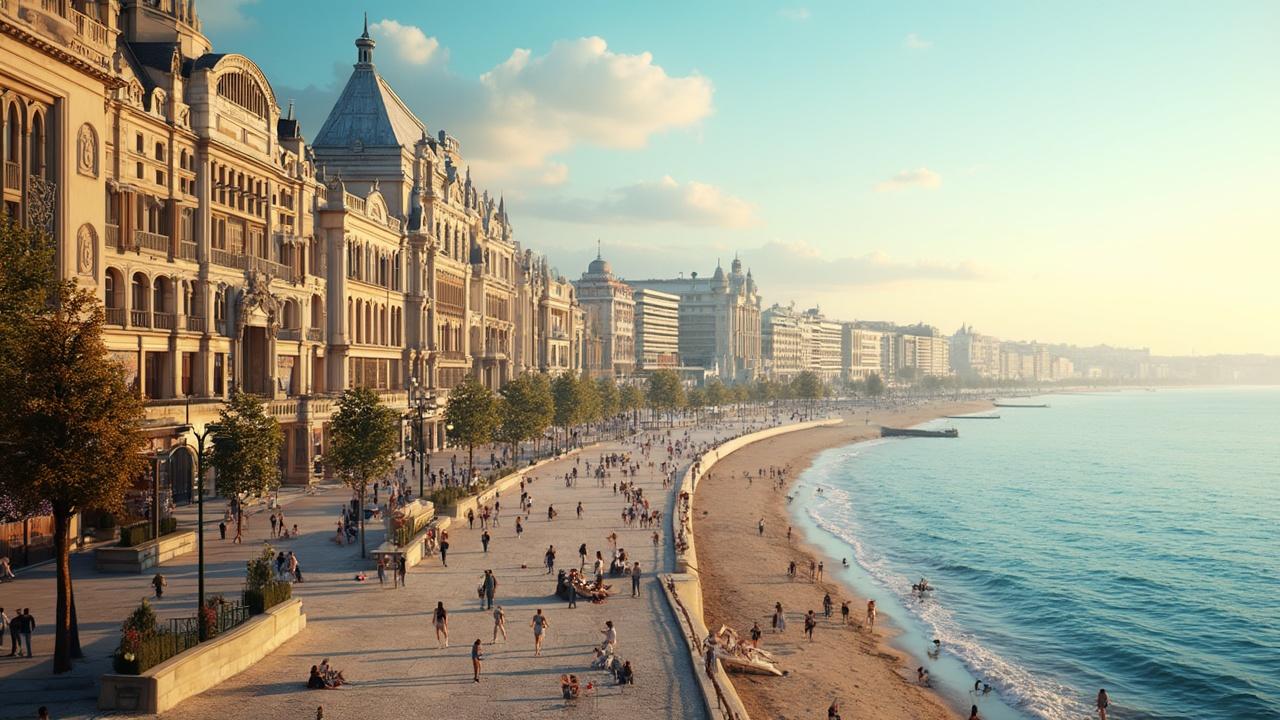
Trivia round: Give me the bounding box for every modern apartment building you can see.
[633,287,680,370]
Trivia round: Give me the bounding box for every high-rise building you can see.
[630,256,762,381]
[633,287,680,370]
[896,333,951,378]
[840,324,883,382]
[801,308,842,381]
[573,251,635,377]
[950,325,1002,378]
[762,304,804,379]
[513,251,582,376]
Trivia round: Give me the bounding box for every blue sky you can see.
[201,1,1280,355]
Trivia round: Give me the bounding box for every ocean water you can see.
[792,388,1280,720]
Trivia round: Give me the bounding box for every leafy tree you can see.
[577,371,602,425]
[704,379,727,407]
[646,369,685,424]
[497,373,554,461]
[0,218,147,674]
[595,376,620,419]
[686,387,707,421]
[865,372,885,398]
[326,388,399,557]
[444,374,498,480]
[551,373,586,451]
[211,390,283,538]
[791,371,824,401]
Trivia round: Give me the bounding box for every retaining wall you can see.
[94,531,197,573]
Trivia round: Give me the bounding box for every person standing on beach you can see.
[531,609,549,657]
[481,529,491,554]
[492,605,507,643]
[823,593,833,618]
[865,600,877,631]
[579,543,588,569]
[749,622,762,648]
[630,562,642,597]
[773,602,786,633]
[1096,689,1110,720]
[757,518,765,536]
[471,639,484,682]
[804,611,816,641]
[817,562,824,582]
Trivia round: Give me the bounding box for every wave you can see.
[807,503,1091,720]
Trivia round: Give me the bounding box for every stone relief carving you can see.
[77,124,99,177]
[235,272,281,335]
[76,223,97,275]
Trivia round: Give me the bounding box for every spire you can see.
[356,13,376,66]
[597,239,602,260]
[286,99,295,120]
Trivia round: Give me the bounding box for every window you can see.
[155,142,165,161]
[213,354,225,395]
[136,133,144,153]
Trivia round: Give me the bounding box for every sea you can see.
[790,387,1280,720]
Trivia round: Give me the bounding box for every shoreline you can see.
[692,400,991,719]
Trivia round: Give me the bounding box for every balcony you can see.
[247,256,295,283]
[130,310,151,328]
[210,247,241,271]
[8,1,115,75]
[179,242,198,261]
[105,307,126,327]
[306,327,325,342]
[135,230,169,255]
[153,312,176,331]
[105,224,119,248]
[3,162,19,191]
[185,315,206,333]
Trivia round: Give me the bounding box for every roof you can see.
[312,65,427,149]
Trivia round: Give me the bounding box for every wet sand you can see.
[693,401,991,720]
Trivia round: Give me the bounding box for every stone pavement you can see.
[0,412,783,719]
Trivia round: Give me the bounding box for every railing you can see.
[247,255,295,283]
[210,248,242,271]
[130,310,151,328]
[269,399,299,419]
[306,327,324,342]
[105,307,126,326]
[185,315,206,332]
[343,192,366,213]
[3,162,19,191]
[179,242,198,261]
[276,328,301,341]
[153,312,176,331]
[440,351,466,361]
[136,230,170,254]
[105,224,120,248]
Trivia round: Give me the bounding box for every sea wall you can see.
[665,418,843,720]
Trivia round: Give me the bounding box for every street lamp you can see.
[189,421,222,641]
[409,377,439,499]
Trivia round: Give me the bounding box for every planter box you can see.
[99,599,306,714]
[94,531,196,573]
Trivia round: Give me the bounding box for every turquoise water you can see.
[792,388,1280,720]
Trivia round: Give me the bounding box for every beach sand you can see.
[693,401,991,720]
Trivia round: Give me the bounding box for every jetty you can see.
[945,414,1000,420]
[993,402,1049,408]
[881,427,959,438]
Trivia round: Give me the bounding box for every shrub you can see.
[99,512,117,529]
[118,521,151,547]
[428,486,470,511]
[159,516,178,535]
[392,512,433,547]
[243,581,291,615]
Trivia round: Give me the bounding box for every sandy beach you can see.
[693,400,991,720]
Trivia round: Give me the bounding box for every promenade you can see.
[0,413,790,719]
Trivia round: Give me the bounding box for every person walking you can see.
[376,556,386,586]
[578,543,588,570]
[151,572,166,598]
[531,609,549,657]
[7,608,19,656]
[749,621,762,648]
[397,555,407,586]
[600,620,617,654]
[804,610,816,642]
[18,609,33,657]
[515,516,524,539]
[544,545,556,574]
[218,519,227,540]
[0,608,6,653]
[758,518,765,536]
[865,600,877,631]
[471,639,484,682]
[439,536,450,567]
[823,593,833,618]
[841,601,850,625]
[630,562,642,597]
[567,580,578,609]
[481,529,491,554]
[433,602,449,648]
[1096,689,1111,720]
[482,570,498,610]
[491,605,507,644]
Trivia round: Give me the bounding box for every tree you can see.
[0,218,147,674]
[211,390,283,538]
[647,369,685,425]
[865,372,885,398]
[327,388,399,557]
[595,376,620,435]
[497,373,554,461]
[577,371,602,426]
[551,373,586,451]
[704,379,727,407]
[444,374,498,481]
[619,384,645,428]
[791,371,824,418]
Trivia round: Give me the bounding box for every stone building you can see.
[801,307,842,382]
[840,324,883,382]
[573,250,634,377]
[630,256,762,382]
[0,3,573,499]
[632,287,680,370]
[762,303,803,379]
[950,324,1001,379]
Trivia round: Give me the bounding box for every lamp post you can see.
[410,377,440,498]
[189,422,221,641]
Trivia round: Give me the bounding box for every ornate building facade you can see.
[573,251,634,378]
[2,2,579,499]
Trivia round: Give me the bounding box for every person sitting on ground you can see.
[590,647,610,669]
[616,660,634,685]
[307,665,331,689]
[319,658,346,686]
[560,673,581,699]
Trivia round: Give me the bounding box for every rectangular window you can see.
[213,354,225,395]
[181,352,194,396]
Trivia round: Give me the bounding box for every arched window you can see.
[216,70,270,119]
[132,273,150,312]
[29,111,45,178]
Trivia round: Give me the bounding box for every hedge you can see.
[118,518,180,547]
[243,580,292,615]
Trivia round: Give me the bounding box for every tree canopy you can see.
[646,369,686,417]
[865,372,886,397]
[497,373,554,453]
[444,374,498,477]
[211,390,283,509]
[327,388,400,556]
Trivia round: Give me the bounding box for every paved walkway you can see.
[0,412,783,719]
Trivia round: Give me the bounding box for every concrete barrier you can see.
[94,531,197,573]
[98,599,306,714]
[663,418,843,720]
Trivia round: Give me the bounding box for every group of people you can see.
[2,607,35,657]
[306,658,347,689]
[274,550,304,583]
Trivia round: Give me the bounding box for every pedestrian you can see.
[471,639,484,682]
[376,556,386,585]
[578,543,588,569]
[439,536,450,567]
[515,516,524,538]
[270,512,278,537]
[804,610,816,641]
[531,609,549,657]
[151,572,166,598]
[567,580,578,609]
[841,601,850,625]
[481,529,491,554]
[600,620,617,654]
[484,604,505,645]
[544,545,556,574]
[630,562,642,597]
[749,621,762,648]
[218,520,226,540]
[969,705,981,720]
[6,608,18,656]
[758,518,764,536]
[0,608,6,652]
[823,593,833,618]
[817,561,824,582]
[482,570,497,610]
[1097,689,1111,720]
[18,608,33,657]
[433,602,449,648]
[576,501,583,519]
[467,508,475,530]
[866,600,876,631]
[233,515,243,544]
[397,555,407,586]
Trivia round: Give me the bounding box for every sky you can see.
[200,1,1280,356]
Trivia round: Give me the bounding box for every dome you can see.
[588,256,612,275]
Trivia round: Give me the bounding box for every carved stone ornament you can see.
[77,124,99,177]
[76,223,97,275]
[235,272,281,335]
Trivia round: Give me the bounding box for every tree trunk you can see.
[70,586,83,659]
[53,510,74,673]
[468,444,475,483]
[359,482,367,558]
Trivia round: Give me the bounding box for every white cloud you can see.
[284,30,712,189]
[527,176,757,228]
[779,7,812,21]
[752,241,981,286]
[875,167,942,192]
[539,162,570,186]
[198,0,259,31]
[369,19,441,65]
[905,32,933,50]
